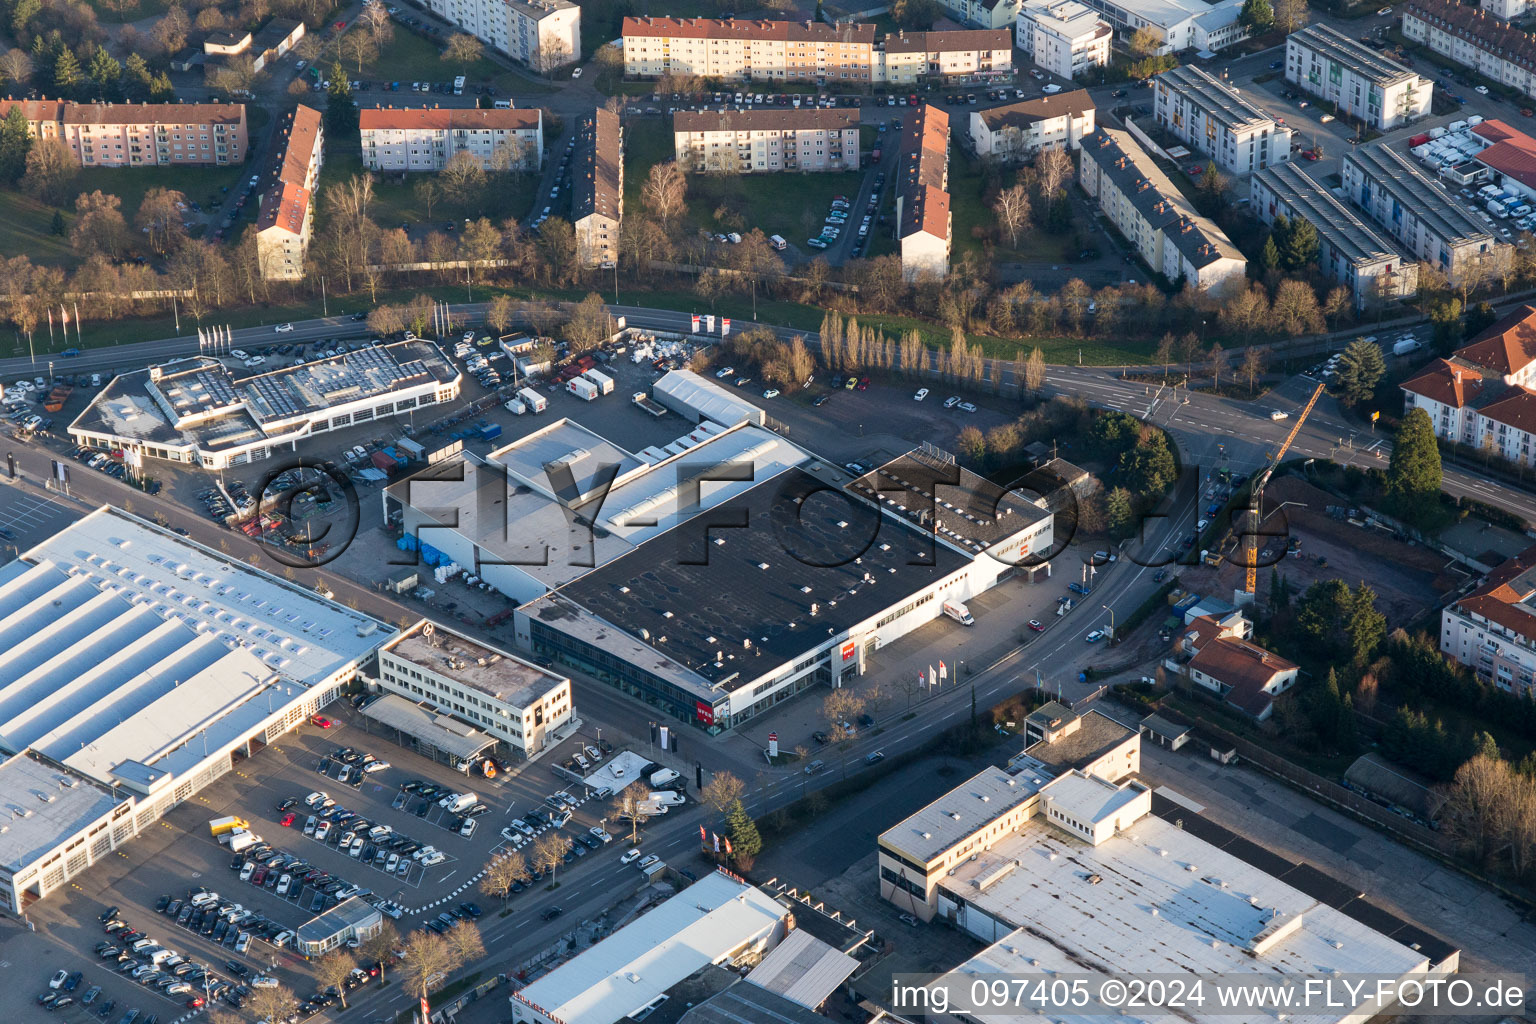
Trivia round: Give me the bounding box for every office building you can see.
[895,104,951,281]
[1341,142,1505,284]
[1251,161,1418,308]
[967,89,1096,161]
[572,108,622,267]
[1078,128,1246,291]
[0,98,247,167]
[1076,0,1248,53]
[70,342,460,470]
[1015,0,1112,79]
[254,104,323,281]
[378,620,572,757]
[424,0,579,70]
[1153,64,1291,176]
[1403,0,1536,99]
[1286,24,1431,130]
[1441,544,1536,692]
[672,108,860,173]
[0,509,392,915]
[359,106,543,172]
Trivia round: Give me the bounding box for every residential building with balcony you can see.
[255,104,323,282]
[1015,0,1112,79]
[894,104,951,281]
[672,108,859,172]
[967,89,1096,161]
[1441,545,1536,692]
[875,29,1015,84]
[359,107,543,172]
[1077,128,1246,292]
[573,108,622,267]
[1251,161,1418,308]
[425,0,579,70]
[621,17,877,83]
[939,0,1022,30]
[0,99,247,167]
[1153,64,1291,176]
[1403,0,1536,99]
[1285,24,1431,130]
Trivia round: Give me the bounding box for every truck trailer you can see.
[518,387,548,413]
[208,816,250,837]
[582,368,615,395]
[567,377,599,401]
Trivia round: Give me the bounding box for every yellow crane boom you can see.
[1244,380,1327,597]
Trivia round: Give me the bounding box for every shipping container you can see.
[567,377,599,401]
[518,387,548,413]
[581,368,615,395]
[478,423,502,440]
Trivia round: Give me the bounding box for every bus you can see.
[453,75,465,95]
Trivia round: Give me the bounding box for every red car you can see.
[280,812,296,826]
[186,998,205,1009]
[334,19,346,28]
[311,714,332,728]
[1028,619,1045,632]
[857,376,870,390]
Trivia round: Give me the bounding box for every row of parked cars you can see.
[95,900,249,1010]
[299,787,447,883]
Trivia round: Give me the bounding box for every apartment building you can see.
[1077,0,1248,54]
[875,29,1015,85]
[1286,24,1431,131]
[424,0,579,70]
[359,106,543,172]
[621,17,878,83]
[379,620,572,757]
[1481,0,1527,18]
[1078,128,1246,292]
[573,108,622,267]
[895,104,951,281]
[255,105,323,282]
[1251,162,1418,309]
[1402,304,1536,463]
[1153,64,1291,176]
[1403,0,1536,101]
[938,0,1021,30]
[1015,0,1112,79]
[673,108,859,172]
[1441,545,1536,693]
[1341,142,1504,284]
[968,90,1096,161]
[0,99,247,167]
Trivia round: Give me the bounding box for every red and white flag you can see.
[723,837,733,856]
[939,660,947,681]
[698,824,706,843]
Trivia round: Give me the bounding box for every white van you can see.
[769,234,787,251]
[493,99,512,108]
[942,600,974,626]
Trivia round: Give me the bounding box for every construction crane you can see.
[1242,380,1327,599]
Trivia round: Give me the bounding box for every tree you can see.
[1239,345,1267,393]
[413,177,441,219]
[0,48,33,88]
[1240,0,1273,31]
[481,851,530,907]
[315,951,357,1008]
[724,798,763,868]
[1129,25,1162,56]
[485,294,515,338]
[1464,300,1497,339]
[1024,346,1046,393]
[339,30,378,72]
[531,831,573,881]
[1273,0,1308,31]
[1119,430,1177,500]
[367,305,405,336]
[1196,163,1229,212]
[1260,234,1281,275]
[442,32,483,67]
[247,983,298,1024]
[1387,408,1443,524]
[400,931,452,1003]
[153,4,191,54]
[440,149,485,202]
[0,104,34,183]
[564,292,614,352]
[326,61,357,134]
[1271,279,1324,336]
[1205,342,1226,389]
[1035,147,1072,211]
[52,45,83,93]
[443,920,484,967]
[993,183,1031,248]
[22,137,78,204]
[135,187,189,255]
[359,922,399,982]
[890,0,940,27]
[458,217,501,277]
[1441,753,1519,866]
[71,190,128,258]
[1154,333,1174,376]
[642,160,687,226]
[87,47,121,94]
[610,782,653,844]
[1333,336,1385,406]
[700,771,745,819]
[1105,486,1135,538]
[1292,580,1386,665]
[1280,217,1319,270]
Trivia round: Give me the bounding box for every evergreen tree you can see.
[723,799,762,864]
[11,0,41,35]
[1119,431,1177,500]
[1259,234,1281,275]
[1332,337,1385,406]
[1105,486,1135,538]
[0,105,34,182]
[123,53,152,99]
[148,71,174,100]
[50,208,64,235]
[87,47,121,95]
[326,61,358,135]
[1386,408,1443,527]
[1240,0,1274,30]
[1464,300,1497,340]
[1281,217,1319,269]
[51,45,82,94]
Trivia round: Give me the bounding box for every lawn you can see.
[623,124,867,242]
[319,149,543,230]
[85,0,173,22]
[947,153,1074,263]
[335,27,554,95]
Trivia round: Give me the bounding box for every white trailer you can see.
[567,377,599,401]
[518,387,548,413]
[582,368,615,395]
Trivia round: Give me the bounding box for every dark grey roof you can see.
[555,469,970,687]
[678,980,836,1024]
[1024,709,1134,773]
[1254,161,1407,269]
[573,108,622,223]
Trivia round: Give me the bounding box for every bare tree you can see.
[414,177,441,218]
[440,150,485,202]
[641,161,687,226]
[135,187,189,255]
[367,304,405,336]
[22,138,79,205]
[1205,342,1226,389]
[1239,345,1267,394]
[1440,754,1517,867]
[700,771,745,819]
[480,851,530,908]
[359,922,399,982]
[1035,147,1072,206]
[442,32,483,68]
[531,831,573,881]
[339,30,378,72]
[0,48,35,86]
[315,951,357,1008]
[563,292,614,352]
[609,781,654,844]
[400,931,452,1003]
[246,983,298,1024]
[1273,0,1308,31]
[1025,346,1046,393]
[993,183,1031,248]
[485,294,515,338]
[443,920,484,967]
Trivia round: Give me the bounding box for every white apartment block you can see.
[673,108,859,172]
[1251,162,1418,309]
[1482,0,1527,17]
[1078,128,1246,292]
[1404,0,1536,101]
[1077,0,1247,54]
[1153,65,1291,176]
[573,108,622,267]
[876,29,1015,85]
[425,0,579,70]
[359,107,543,172]
[1286,24,1431,131]
[1340,143,1504,284]
[255,104,322,282]
[1441,545,1536,693]
[379,621,573,757]
[1016,0,1111,79]
[895,105,951,281]
[939,0,1021,30]
[968,89,1096,161]
[1401,304,1536,462]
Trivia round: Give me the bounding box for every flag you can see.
[918,671,925,688]
[698,825,706,844]
[723,836,733,856]
[59,304,68,325]
[939,660,947,681]
[712,832,720,853]
[928,666,936,688]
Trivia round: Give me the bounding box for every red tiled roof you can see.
[1188,637,1296,716]
[0,98,246,125]
[1456,544,1536,642]
[1403,0,1536,71]
[1480,388,1536,433]
[897,104,949,241]
[359,107,541,131]
[1456,303,1536,376]
[276,104,322,188]
[621,16,876,44]
[1472,118,1523,144]
[1400,358,1483,407]
[256,180,309,236]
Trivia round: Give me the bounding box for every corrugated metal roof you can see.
[744,929,857,1009]
[653,370,766,427]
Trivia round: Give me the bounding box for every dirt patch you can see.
[1170,476,1458,629]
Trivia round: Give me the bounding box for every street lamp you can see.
[1102,604,1115,640]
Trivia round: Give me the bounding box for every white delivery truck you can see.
[227,830,258,853]
[1393,338,1423,356]
[582,368,615,394]
[567,376,599,401]
[942,600,975,626]
[649,767,680,788]
[504,398,526,415]
[518,387,548,413]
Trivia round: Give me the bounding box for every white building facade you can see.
[1404,0,1536,99]
[424,0,579,70]
[1015,0,1111,79]
[968,90,1096,160]
[673,108,860,172]
[1286,24,1432,131]
[1153,64,1291,176]
[359,107,543,171]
